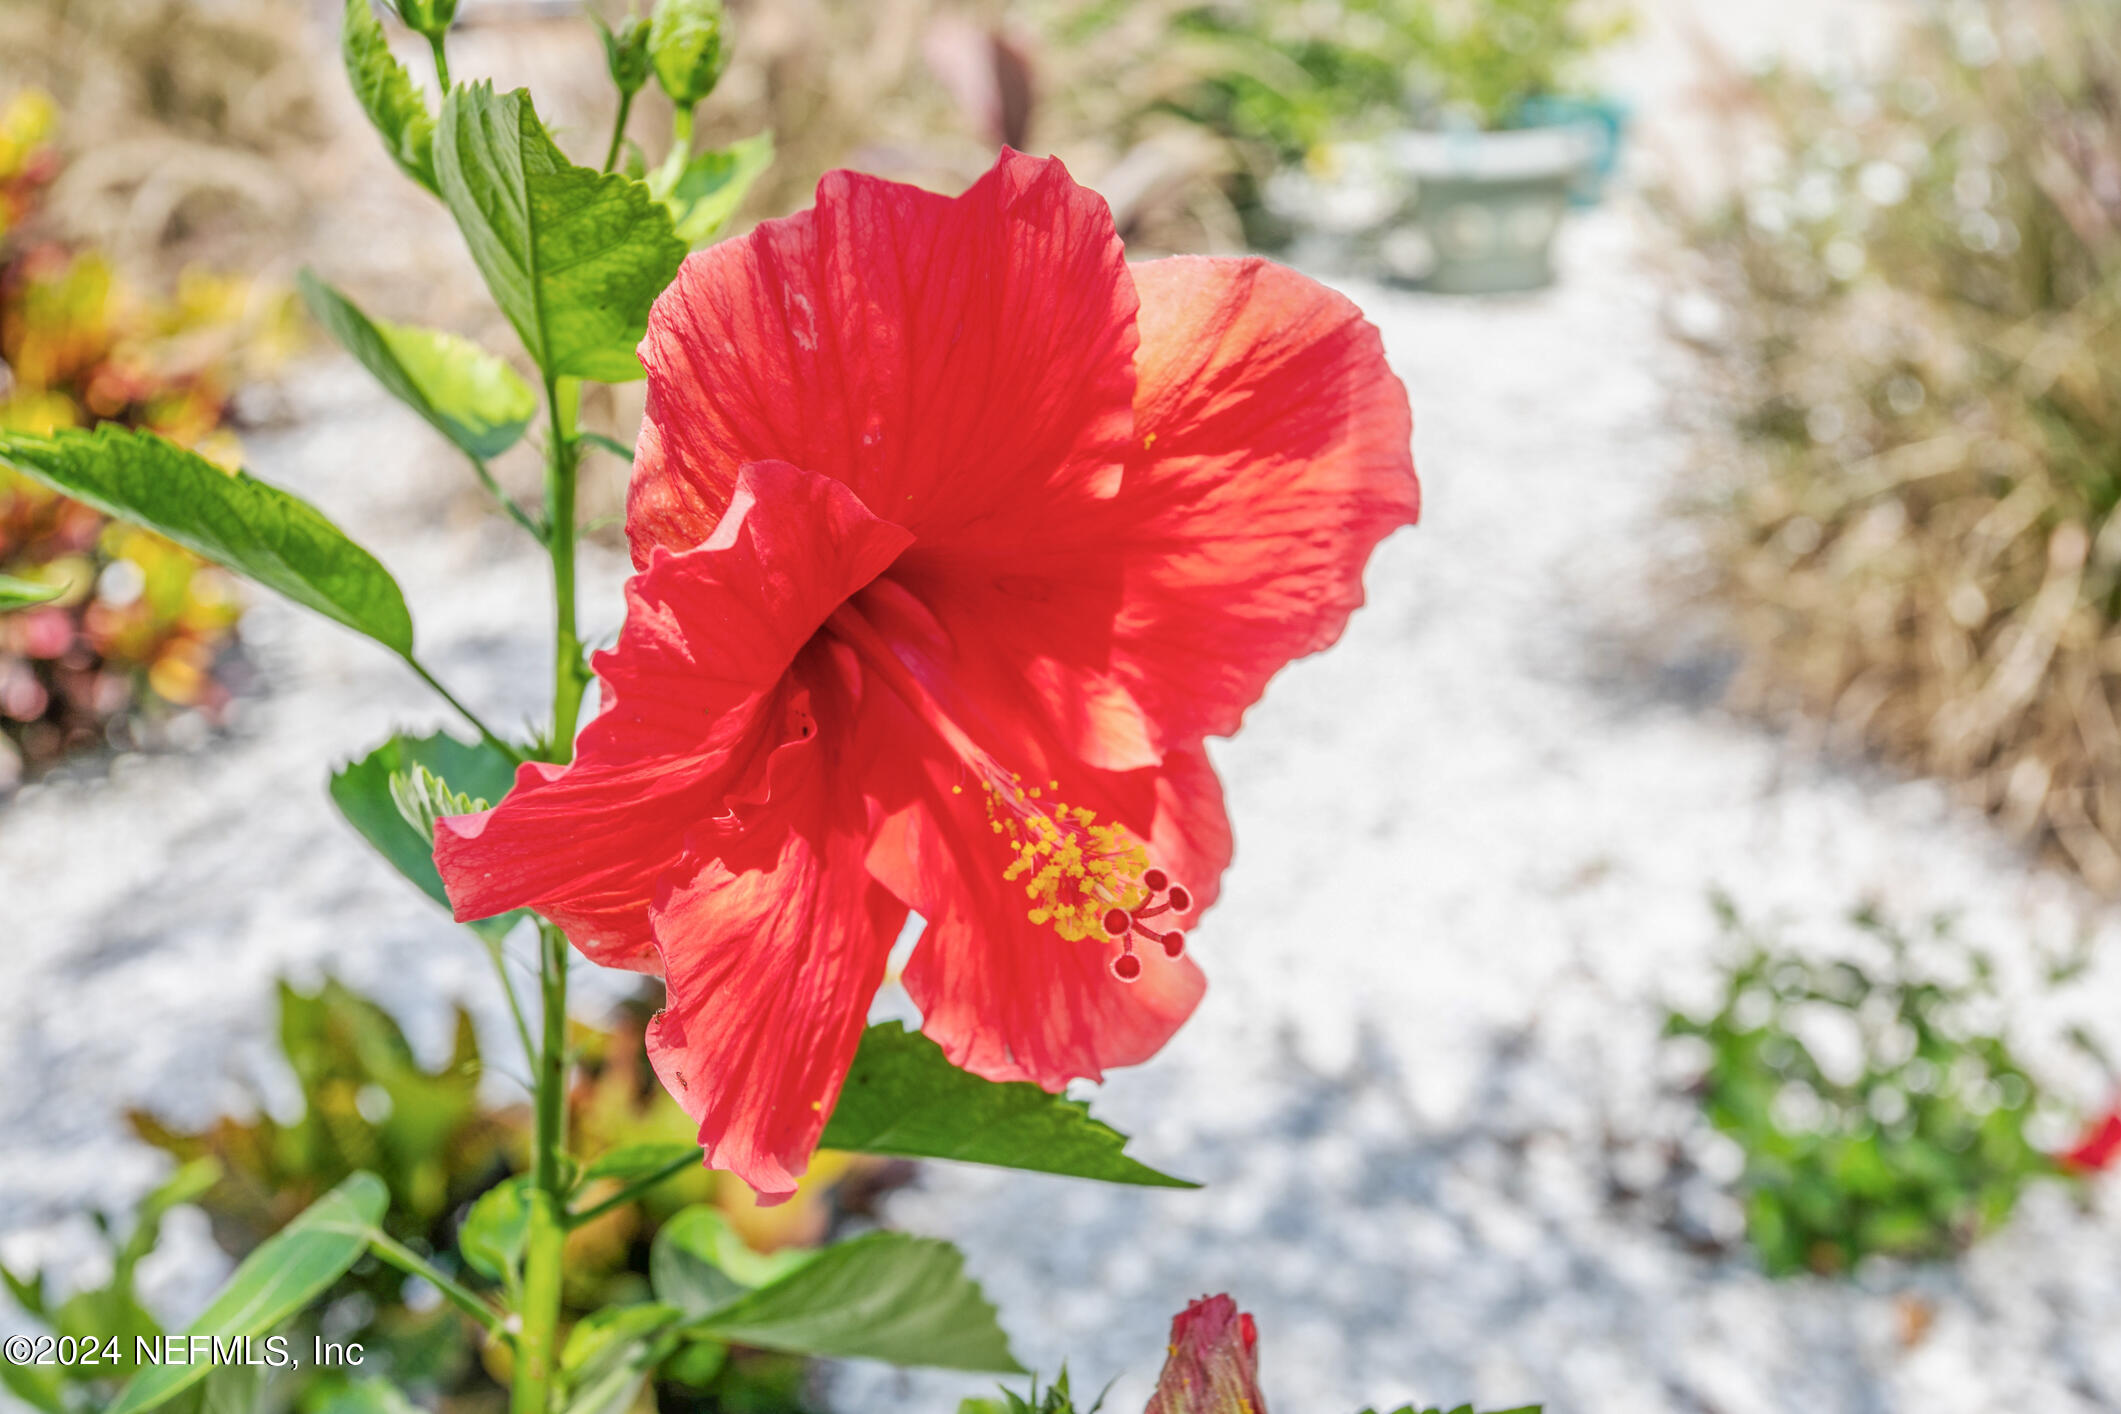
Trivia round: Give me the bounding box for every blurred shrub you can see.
[0,88,295,783]
[685,0,1618,255]
[1676,0,2121,888]
[106,976,880,1411]
[1666,899,2072,1276]
[0,0,327,271]
[0,1159,224,1414]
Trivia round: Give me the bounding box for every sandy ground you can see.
[9,3,2121,1412]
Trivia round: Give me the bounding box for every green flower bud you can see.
[595,12,655,97]
[382,0,457,39]
[648,0,730,110]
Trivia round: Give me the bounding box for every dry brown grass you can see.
[1678,0,2121,887]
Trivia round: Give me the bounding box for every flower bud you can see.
[649,0,730,110]
[596,13,655,98]
[382,0,457,39]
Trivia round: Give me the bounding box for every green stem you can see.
[427,31,452,92]
[480,930,538,1068]
[367,1231,507,1337]
[402,653,522,762]
[540,377,589,759]
[565,1147,703,1229]
[512,923,571,1413]
[651,104,696,197]
[468,452,545,539]
[511,369,588,1414]
[602,89,637,174]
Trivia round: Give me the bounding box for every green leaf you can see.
[434,83,686,383]
[651,1207,811,1317]
[458,1177,531,1284]
[298,272,536,461]
[118,1159,223,1271]
[685,1231,1022,1373]
[0,425,414,654]
[665,131,772,245]
[107,1173,388,1414]
[200,1361,265,1414]
[561,1302,682,1376]
[580,1141,703,1185]
[0,573,62,610]
[313,1379,426,1414]
[389,762,489,846]
[579,431,636,464]
[661,1338,728,1390]
[0,1360,66,1414]
[329,730,522,941]
[649,1204,805,1314]
[343,0,438,194]
[558,1305,683,1414]
[822,1023,1194,1188]
[0,1259,46,1318]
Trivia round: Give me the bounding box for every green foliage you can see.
[595,13,656,97]
[107,1174,389,1414]
[1154,0,1624,156]
[133,979,507,1257]
[0,92,272,771]
[0,571,61,608]
[664,131,775,246]
[389,761,491,849]
[342,0,439,195]
[0,424,415,654]
[0,1161,221,1414]
[651,1207,814,1316]
[459,1176,533,1286]
[649,0,731,109]
[1667,902,2067,1276]
[298,272,537,463]
[434,83,687,384]
[330,730,523,940]
[677,1230,1022,1372]
[1398,0,1628,129]
[823,1022,1196,1188]
[959,1369,1105,1414]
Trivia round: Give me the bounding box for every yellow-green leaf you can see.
[435,84,686,383]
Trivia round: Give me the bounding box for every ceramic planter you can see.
[1386,125,1594,294]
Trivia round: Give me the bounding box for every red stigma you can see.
[1161,930,1186,958]
[1142,867,1169,892]
[1166,884,1192,913]
[1101,907,1131,937]
[1111,951,1143,982]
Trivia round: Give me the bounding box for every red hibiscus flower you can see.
[436,149,1416,1201]
[1145,1294,1266,1414]
[2061,1104,2121,1173]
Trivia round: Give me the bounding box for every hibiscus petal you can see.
[1111,255,1418,750]
[630,148,1138,564]
[434,461,910,967]
[871,738,1228,1090]
[646,764,907,1204]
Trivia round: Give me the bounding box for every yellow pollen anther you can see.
[984,774,1154,942]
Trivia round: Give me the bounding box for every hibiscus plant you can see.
[0,1,1425,1411]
